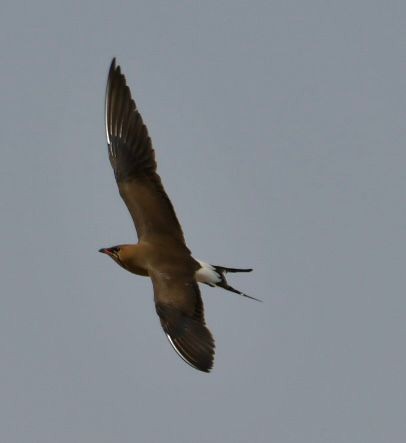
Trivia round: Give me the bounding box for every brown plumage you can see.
[100,59,255,373]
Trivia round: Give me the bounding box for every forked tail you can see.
[195,261,261,302]
[212,265,253,274]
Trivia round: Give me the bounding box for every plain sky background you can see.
[1,1,405,442]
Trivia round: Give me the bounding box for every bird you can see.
[99,59,259,373]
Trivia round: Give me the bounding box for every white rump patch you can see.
[195,260,221,285]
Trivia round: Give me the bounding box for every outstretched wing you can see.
[105,59,185,243]
[150,270,215,373]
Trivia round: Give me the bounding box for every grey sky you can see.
[1,1,405,442]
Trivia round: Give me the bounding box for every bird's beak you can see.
[99,248,117,258]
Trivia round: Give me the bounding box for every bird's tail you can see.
[196,261,261,302]
[212,265,253,274]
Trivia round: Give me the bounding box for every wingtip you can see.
[108,58,119,80]
[165,333,214,373]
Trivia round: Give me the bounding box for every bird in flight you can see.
[99,59,259,373]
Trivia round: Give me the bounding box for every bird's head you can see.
[99,244,148,277]
[98,245,126,268]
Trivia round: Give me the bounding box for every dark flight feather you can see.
[105,59,185,243]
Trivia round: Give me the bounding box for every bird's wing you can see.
[105,58,185,243]
[150,269,215,372]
